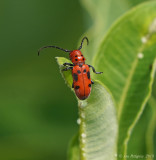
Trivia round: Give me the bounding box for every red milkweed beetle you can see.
[38,37,103,100]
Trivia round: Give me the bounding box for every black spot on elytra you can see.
[73,73,78,81]
[87,71,90,79]
[75,86,80,89]
[83,69,86,73]
[77,70,81,74]
[75,55,77,57]
[75,59,78,61]
[88,84,91,87]
[83,58,84,60]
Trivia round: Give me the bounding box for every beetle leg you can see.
[62,67,73,71]
[91,80,94,84]
[63,63,73,66]
[88,65,103,74]
[72,82,74,88]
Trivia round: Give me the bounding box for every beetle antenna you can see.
[38,46,72,56]
[78,37,89,50]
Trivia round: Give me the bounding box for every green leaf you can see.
[78,81,117,160]
[145,97,156,160]
[92,1,156,159]
[145,77,156,160]
[56,56,118,160]
[127,102,154,160]
[80,0,148,63]
[56,57,73,88]
[126,73,156,160]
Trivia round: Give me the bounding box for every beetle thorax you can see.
[69,50,85,65]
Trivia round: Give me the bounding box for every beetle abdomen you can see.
[72,65,91,100]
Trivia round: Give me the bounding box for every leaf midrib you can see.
[122,59,156,160]
[117,57,138,120]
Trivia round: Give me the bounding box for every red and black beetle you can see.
[38,37,103,100]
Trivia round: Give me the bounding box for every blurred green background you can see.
[0,0,87,159]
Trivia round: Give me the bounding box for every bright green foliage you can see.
[127,97,156,160]
[77,81,117,160]
[57,1,156,160]
[79,0,148,63]
[93,2,156,159]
